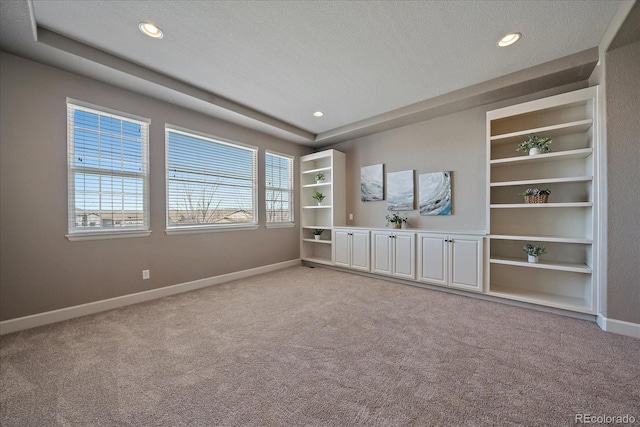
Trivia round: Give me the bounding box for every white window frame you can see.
[165,125,258,235]
[66,99,150,241]
[265,150,295,228]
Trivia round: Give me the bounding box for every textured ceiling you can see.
[0,0,628,145]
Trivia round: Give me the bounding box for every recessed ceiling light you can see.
[498,32,521,47]
[313,111,324,117]
[139,22,163,39]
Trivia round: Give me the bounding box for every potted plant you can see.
[523,244,546,263]
[313,229,324,240]
[315,172,326,184]
[385,212,407,229]
[516,134,552,156]
[312,191,326,205]
[521,188,551,204]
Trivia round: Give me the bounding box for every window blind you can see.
[67,101,149,235]
[265,151,294,224]
[166,127,257,229]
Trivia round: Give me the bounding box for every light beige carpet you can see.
[1,266,639,426]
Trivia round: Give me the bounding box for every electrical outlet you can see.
[142,270,150,280]
[349,213,354,220]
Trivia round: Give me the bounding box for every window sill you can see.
[266,222,296,229]
[165,224,259,235]
[66,230,152,242]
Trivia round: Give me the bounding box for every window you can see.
[67,100,149,240]
[265,151,294,226]
[166,127,257,232]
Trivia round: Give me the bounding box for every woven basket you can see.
[524,194,548,204]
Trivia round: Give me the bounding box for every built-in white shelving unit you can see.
[300,150,346,265]
[486,86,599,313]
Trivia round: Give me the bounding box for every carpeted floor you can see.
[1,266,639,426]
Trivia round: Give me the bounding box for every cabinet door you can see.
[393,232,415,279]
[350,230,370,271]
[333,229,351,268]
[417,234,447,286]
[449,235,483,292]
[371,231,392,275]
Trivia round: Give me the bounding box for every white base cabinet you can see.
[417,233,483,292]
[371,230,416,280]
[333,229,370,271]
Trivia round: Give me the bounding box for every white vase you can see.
[316,180,323,185]
[317,200,323,206]
[529,147,541,156]
[314,235,320,240]
[528,255,539,263]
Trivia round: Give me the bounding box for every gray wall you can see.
[326,107,487,231]
[325,86,584,232]
[0,53,311,321]
[605,40,640,324]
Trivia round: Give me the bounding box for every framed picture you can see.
[361,164,384,202]
[387,170,414,211]
[419,171,452,215]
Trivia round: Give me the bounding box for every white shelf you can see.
[490,119,593,145]
[489,283,592,313]
[302,182,332,188]
[302,238,332,244]
[490,148,593,167]
[487,87,598,316]
[490,256,591,274]
[489,235,592,244]
[490,202,592,209]
[300,149,346,265]
[302,166,332,175]
[302,256,333,265]
[490,176,592,187]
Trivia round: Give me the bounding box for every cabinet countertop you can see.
[333,226,487,236]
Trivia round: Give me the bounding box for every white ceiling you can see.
[0,0,629,146]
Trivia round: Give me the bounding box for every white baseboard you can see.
[597,315,640,338]
[0,259,301,335]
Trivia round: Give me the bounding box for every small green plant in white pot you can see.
[385,213,407,229]
[523,244,546,263]
[313,229,324,240]
[516,134,552,156]
[312,191,326,205]
[315,172,325,184]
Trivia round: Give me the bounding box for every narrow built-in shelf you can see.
[490,256,592,274]
[490,176,592,187]
[489,283,591,313]
[302,166,332,175]
[303,205,332,209]
[490,148,593,166]
[490,202,592,208]
[302,225,333,230]
[302,182,332,188]
[302,256,333,265]
[490,119,593,145]
[302,238,332,244]
[490,235,592,244]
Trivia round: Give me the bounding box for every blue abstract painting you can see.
[387,170,414,211]
[361,164,384,202]
[419,171,451,216]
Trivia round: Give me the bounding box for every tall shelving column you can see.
[486,86,599,314]
[300,149,346,265]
